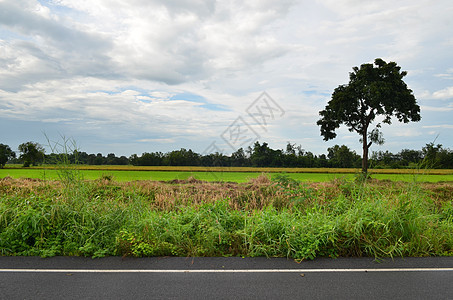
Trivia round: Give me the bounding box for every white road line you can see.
[1,268,453,273]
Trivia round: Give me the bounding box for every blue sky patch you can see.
[170,92,230,111]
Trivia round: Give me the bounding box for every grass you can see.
[2,166,453,183]
[1,175,452,259]
[5,164,453,174]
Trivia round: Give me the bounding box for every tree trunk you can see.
[362,131,368,174]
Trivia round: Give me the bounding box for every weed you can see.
[0,177,452,259]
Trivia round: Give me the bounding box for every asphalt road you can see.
[1,256,453,299]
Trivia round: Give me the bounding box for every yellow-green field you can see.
[1,165,453,182]
[4,164,453,174]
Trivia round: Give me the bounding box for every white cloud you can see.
[420,105,453,112]
[432,87,453,99]
[423,125,453,129]
[137,138,176,143]
[389,129,422,137]
[1,0,453,155]
[434,73,453,80]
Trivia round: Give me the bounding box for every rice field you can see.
[1,165,453,183]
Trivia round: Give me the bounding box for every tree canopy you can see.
[317,58,421,174]
[327,145,361,168]
[18,141,45,167]
[0,144,16,168]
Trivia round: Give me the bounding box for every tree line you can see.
[1,141,452,169]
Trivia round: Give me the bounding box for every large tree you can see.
[18,141,45,167]
[0,143,16,168]
[317,58,421,174]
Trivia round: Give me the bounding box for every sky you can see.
[1,0,452,157]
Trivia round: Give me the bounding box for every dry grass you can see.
[2,174,451,212]
[2,175,453,258]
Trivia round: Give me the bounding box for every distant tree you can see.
[94,153,104,165]
[0,143,16,168]
[327,145,361,168]
[106,153,128,165]
[87,153,97,165]
[318,154,329,168]
[135,152,163,166]
[201,152,229,167]
[118,156,129,165]
[398,149,422,167]
[285,142,297,155]
[421,143,453,169]
[299,150,316,168]
[370,150,399,168]
[421,143,441,168]
[165,149,200,166]
[250,142,283,167]
[317,58,421,174]
[283,142,298,167]
[18,142,45,167]
[77,151,90,164]
[437,147,453,169]
[129,154,139,166]
[231,148,249,167]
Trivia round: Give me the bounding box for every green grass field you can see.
[1,165,453,182]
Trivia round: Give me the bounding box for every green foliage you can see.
[18,141,45,167]
[116,229,182,257]
[327,145,361,168]
[0,177,452,259]
[317,58,421,174]
[11,139,452,169]
[421,143,453,169]
[0,190,125,257]
[44,135,87,207]
[354,171,372,183]
[0,143,16,168]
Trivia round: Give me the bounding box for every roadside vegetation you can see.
[1,174,452,259]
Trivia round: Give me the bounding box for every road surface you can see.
[1,256,453,299]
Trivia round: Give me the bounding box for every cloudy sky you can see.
[1,0,452,157]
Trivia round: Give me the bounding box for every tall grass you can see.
[0,175,452,259]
